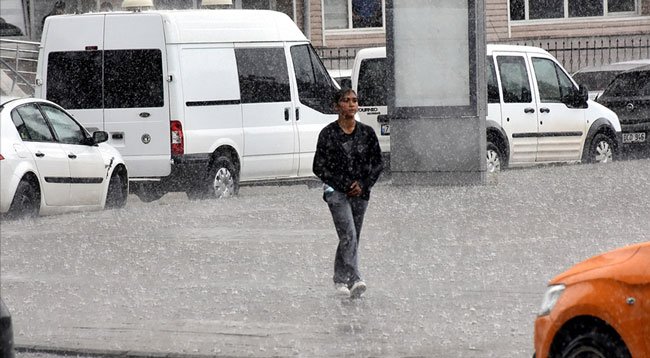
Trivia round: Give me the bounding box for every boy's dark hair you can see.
[333,88,356,105]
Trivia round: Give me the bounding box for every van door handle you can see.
[284,107,290,121]
[540,107,550,113]
[295,108,300,121]
[68,153,77,159]
[524,108,535,113]
[35,151,45,158]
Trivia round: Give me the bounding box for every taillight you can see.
[170,120,184,155]
[0,154,4,160]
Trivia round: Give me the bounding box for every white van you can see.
[35,10,339,201]
[351,45,622,172]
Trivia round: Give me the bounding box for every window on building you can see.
[324,0,383,30]
[510,0,636,20]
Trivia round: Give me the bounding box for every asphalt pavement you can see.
[1,158,649,357]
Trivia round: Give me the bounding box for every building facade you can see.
[10,0,650,72]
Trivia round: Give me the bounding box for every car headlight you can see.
[539,284,565,316]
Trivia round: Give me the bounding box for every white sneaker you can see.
[349,281,366,299]
[334,282,350,296]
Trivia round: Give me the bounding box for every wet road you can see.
[2,159,649,357]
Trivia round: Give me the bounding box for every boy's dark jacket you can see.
[313,120,384,200]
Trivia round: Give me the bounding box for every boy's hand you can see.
[347,181,362,197]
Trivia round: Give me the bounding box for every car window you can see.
[11,111,31,141]
[487,56,500,103]
[357,58,387,107]
[39,104,88,145]
[104,49,164,109]
[533,57,576,105]
[601,71,650,97]
[235,47,291,104]
[572,70,620,91]
[497,56,532,103]
[47,51,103,110]
[291,44,338,114]
[13,104,55,142]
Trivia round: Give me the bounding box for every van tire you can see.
[187,156,239,200]
[486,141,503,173]
[7,179,40,219]
[586,133,615,164]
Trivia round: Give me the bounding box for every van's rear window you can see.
[358,58,387,107]
[47,51,103,109]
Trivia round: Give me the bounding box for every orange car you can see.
[534,242,650,357]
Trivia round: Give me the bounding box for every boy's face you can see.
[336,92,358,117]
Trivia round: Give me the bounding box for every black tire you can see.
[557,330,631,358]
[586,133,615,164]
[486,141,503,173]
[134,182,166,203]
[105,168,128,209]
[7,179,40,219]
[186,156,239,200]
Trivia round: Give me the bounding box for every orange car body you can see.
[534,242,650,357]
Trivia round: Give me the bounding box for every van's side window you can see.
[47,51,103,110]
[487,56,500,103]
[290,44,337,114]
[235,48,291,103]
[357,58,387,107]
[497,56,532,103]
[531,57,574,103]
[104,49,164,108]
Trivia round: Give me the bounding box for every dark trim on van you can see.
[512,131,583,138]
[186,100,241,107]
[45,177,104,184]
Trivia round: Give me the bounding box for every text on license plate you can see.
[381,124,390,136]
[622,132,646,143]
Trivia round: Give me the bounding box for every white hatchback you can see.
[0,97,128,218]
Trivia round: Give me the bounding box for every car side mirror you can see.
[92,131,108,145]
[578,84,589,103]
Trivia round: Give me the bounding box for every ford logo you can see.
[626,102,635,112]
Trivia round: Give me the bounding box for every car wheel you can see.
[559,330,631,358]
[587,133,615,164]
[187,156,239,200]
[7,179,40,219]
[486,141,502,173]
[134,182,166,203]
[105,168,128,209]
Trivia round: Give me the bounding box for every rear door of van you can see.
[103,13,171,178]
[40,15,105,140]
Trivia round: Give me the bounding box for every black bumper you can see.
[162,153,211,191]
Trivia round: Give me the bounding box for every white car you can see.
[0,97,128,218]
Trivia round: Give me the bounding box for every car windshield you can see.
[572,70,622,91]
[601,71,650,97]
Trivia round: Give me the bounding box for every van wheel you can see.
[586,133,614,164]
[7,179,40,219]
[105,168,128,209]
[134,182,166,203]
[486,141,502,173]
[187,156,239,200]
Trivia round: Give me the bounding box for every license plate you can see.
[381,124,390,135]
[622,132,646,143]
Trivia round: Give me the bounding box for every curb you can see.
[15,345,246,358]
